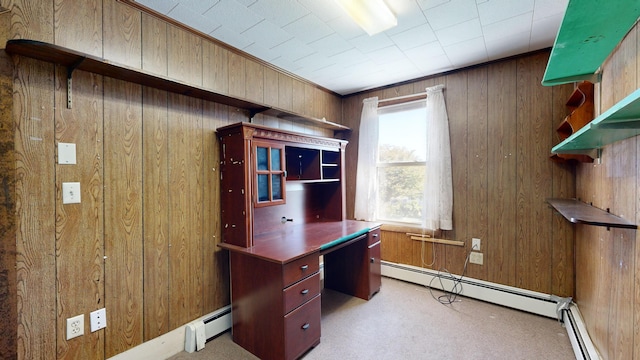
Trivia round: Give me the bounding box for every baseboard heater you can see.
[381,261,600,360]
[184,305,232,353]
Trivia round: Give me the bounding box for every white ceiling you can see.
[136,0,568,95]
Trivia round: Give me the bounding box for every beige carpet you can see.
[170,277,575,360]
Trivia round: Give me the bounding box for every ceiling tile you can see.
[384,0,429,36]
[209,25,254,49]
[424,0,479,30]
[326,14,367,40]
[298,0,343,22]
[530,13,563,50]
[308,33,353,57]
[270,38,315,61]
[243,42,280,61]
[485,32,530,61]
[328,48,369,68]
[533,0,568,21]
[248,0,310,27]
[435,18,483,47]
[204,0,263,33]
[477,0,534,25]
[283,13,334,44]
[349,33,394,54]
[482,13,532,44]
[175,0,219,15]
[137,0,178,13]
[443,37,487,67]
[390,24,437,51]
[242,20,292,49]
[168,4,220,34]
[417,0,452,11]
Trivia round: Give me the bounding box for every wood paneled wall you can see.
[1,0,341,358]
[342,51,576,297]
[574,22,640,360]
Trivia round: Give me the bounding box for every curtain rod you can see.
[378,91,428,104]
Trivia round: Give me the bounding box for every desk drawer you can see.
[284,294,321,360]
[368,227,381,246]
[283,253,319,287]
[283,272,320,314]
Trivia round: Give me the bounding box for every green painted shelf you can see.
[552,88,640,154]
[542,0,640,86]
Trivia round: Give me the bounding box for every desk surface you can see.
[218,220,380,264]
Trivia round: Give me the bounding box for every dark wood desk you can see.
[219,220,381,360]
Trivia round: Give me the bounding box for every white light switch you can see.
[62,182,81,204]
[58,142,77,164]
[90,308,107,332]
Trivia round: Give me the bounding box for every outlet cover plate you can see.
[90,308,107,332]
[472,238,481,251]
[66,314,84,340]
[62,182,81,204]
[469,252,483,265]
[58,142,77,164]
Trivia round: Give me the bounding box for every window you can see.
[376,101,427,224]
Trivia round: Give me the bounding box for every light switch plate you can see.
[90,308,107,332]
[58,142,77,164]
[62,182,81,204]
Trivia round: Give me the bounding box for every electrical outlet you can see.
[472,238,481,251]
[66,314,84,340]
[469,252,483,265]
[90,308,107,332]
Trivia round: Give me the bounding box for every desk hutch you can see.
[217,122,381,360]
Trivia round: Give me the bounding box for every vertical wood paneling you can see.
[264,67,279,107]
[203,41,229,95]
[202,102,231,313]
[167,94,203,328]
[167,26,202,86]
[9,0,54,42]
[103,0,141,68]
[13,57,57,360]
[245,59,264,103]
[142,86,170,340]
[278,73,293,112]
[515,53,553,293]
[465,67,489,281]
[54,69,104,359]
[292,78,305,115]
[103,77,143,357]
[228,52,246,99]
[54,0,102,57]
[141,13,167,76]
[444,71,468,275]
[0,40,17,360]
[486,60,517,287]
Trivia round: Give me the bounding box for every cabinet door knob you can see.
[301,323,310,330]
[370,257,375,263]
[300,264,309,271]
[300,289,309,295]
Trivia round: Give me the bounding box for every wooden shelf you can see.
[4,39,350,132]
[542,0,640,86]
[552,88,640,154]
[547,198,637,229]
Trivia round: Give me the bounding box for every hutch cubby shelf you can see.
[4,39,350,132]
[550,81,594,162]
[547,198,637,229]
[541,0,640,86]
[551,88,640,155]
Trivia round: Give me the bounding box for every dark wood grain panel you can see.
[229,51,246,99]
[11,56,57,360]
[515,52,553,293]
[141,13,167,76]
[167,93,204,328]
[465,66,489,281]
[142,86,170,340]
[486,60,517,287]
[203,40,229,95]
[103,0,141,68]
[9,0,54,42]
[54,68,104,359]
[103,77,143,357]
[54,0,101,57]
[245,59,264,104]
[444,71,468,275]
[167,25,202,86]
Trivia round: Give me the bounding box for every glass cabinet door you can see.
[254,141,286,206]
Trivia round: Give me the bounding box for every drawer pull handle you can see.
[301,323,310,330]
[301,289,309,295]
[300,264,309,271]
[372,233,379,237]
[370,257,375,263]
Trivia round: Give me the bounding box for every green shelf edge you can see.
[552,88,640,153]
[542,0,640,86]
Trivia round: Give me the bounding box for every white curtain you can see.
[423,85,453,230]
[354,97,379,221]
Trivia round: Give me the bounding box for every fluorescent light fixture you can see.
[334,0,397,36]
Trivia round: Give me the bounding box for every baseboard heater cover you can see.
[381,261,600,360]
[184,305,232,352]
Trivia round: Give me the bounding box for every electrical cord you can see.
[428,243,477,305]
